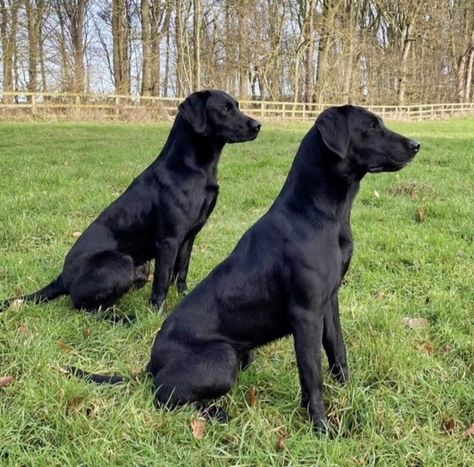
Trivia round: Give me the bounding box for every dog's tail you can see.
[66,366,126,385]
[0,275,66,312]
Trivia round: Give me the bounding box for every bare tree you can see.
[193,0,201,90]
[54,0,88,93]
[112,0,131,94]
[25,0,47,95]
[0,0,20,99]
[140,0,172,96]
[0,0,473,105]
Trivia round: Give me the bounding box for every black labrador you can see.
[1,90,261,314]
[68,105,420,431]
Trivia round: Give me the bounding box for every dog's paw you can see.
[149,294,165,311]
[199,405,230,424]
[330,363,350,385]
[176,280,188,295]
[313,418,330,435]
[239,350,255,370]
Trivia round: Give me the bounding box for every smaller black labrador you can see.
[68,106,420,432]
[1,90,261,314]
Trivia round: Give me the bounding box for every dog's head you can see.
[315,105,420,174]
[178,90,261,143]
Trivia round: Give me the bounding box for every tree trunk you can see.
[465,47,474,101]
[237,0,249,99]
[0,0,20,101]
[398,22,414,106]
[316,0,342,105]
[458,30,474,102]
[397,2,422,106]
[71,0,87,93]
[141,0,153,96]
[25,0,46,96]
[112,0,131,95]
[193,0,201,90]
[175,0,185,96]
[341,1,357,103]
[304,0,315,103]
[163,21,171,97]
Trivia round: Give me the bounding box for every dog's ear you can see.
[178,91,210,134]
[315,106,350,159]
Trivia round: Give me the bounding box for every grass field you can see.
[0,118,473,465]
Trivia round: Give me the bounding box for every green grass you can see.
[1,118,473,465]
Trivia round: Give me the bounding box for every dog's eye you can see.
[223,104,233,113]
[369,121,378,130]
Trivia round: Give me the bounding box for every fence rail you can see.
[1,91,474,121]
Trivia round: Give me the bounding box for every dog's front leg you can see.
[172,236,196,294]
[150,238,180,309]
[322,295,349,384]
[289,300,327,433]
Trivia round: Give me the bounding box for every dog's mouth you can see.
[368,156,415,173]
[227,132,260,144]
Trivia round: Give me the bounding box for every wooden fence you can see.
[1,91,474,121]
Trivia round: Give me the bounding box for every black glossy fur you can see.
[69,105,420,432]
[1,90,261,314]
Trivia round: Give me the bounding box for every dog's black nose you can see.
[409,140,421,153]
[251,120,262,133]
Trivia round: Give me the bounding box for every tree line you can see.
[0,0,473,105]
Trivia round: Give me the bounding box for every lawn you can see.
[0,117,473,465]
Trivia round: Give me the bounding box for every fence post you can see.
[115,96,120,118]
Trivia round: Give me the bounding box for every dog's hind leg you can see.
[152,343,239,420]
[66,251,135,311]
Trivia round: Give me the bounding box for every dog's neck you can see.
[157,115,225,175]
[278,127,363,224]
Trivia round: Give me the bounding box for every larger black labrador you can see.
[69,105,420,431]
[1,90,261,314]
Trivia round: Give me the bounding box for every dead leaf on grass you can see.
[57,341,73,353]
[66,396,84,415]
[83,327,92,337]
[72,231,82,239]
[419,341,435,353]
[147,272,154,283]
[10,299,24,311]
[373,290,386,300]
[86,404,96,419]
[462,423,474,440]
[275,430,290,451]
[416,207,426,223]
[441,344,453,353]
[248,385,257,407]
[0,376,15,388]
[190,416,206,440]
[402,317,430,329]
[18,323,29,333]
[442,418,455,434]
[373,190,380,199]
[328,412,341,430]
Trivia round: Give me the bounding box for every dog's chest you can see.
[338,228,353,278]
[189,184,219,231]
